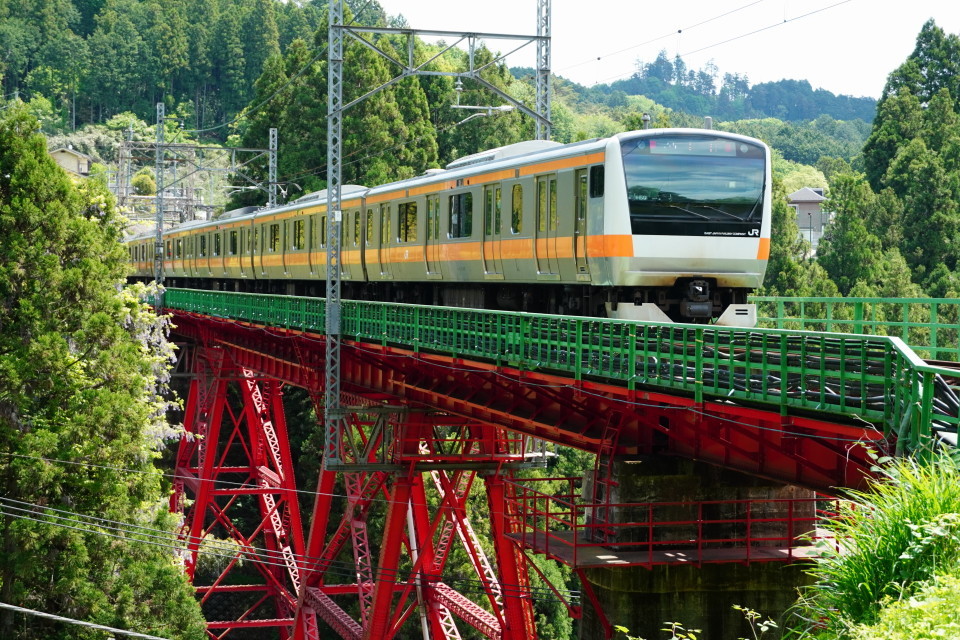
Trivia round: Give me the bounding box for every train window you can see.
[448,192,473,238]
[199,235,207,257]
[536,177,558,232]
[590,165,604,198]
[380,204,391,244]
[484,188,494,235]
[550,179,558,231]
[213,233,221,257]
[269,223,280,252]
[511,185,523,233]
[320,216,327,248]
[187,237,194,258]
[426,195,440,240]
[399,202,417,242]
[366,209,374,246]
[252,227,259,253]
[229,230,238,255]
[292,219,305,250]
[537,179,547,232]
[175,238,183,258]
[165,240,172,259]
[353,211,361,247]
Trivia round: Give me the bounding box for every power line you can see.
[679,0,853,58]
[591,0,853,87]
[0,498,579,603]
[557,0,767,76]
[0,601,172,640]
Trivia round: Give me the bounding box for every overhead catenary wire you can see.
[557,0,767,76]
[591,0,854,86]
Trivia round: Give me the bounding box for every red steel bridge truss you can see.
[167,307,892,640]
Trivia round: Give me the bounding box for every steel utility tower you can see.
[324,0,553,466]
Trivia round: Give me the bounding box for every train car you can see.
[126,128,771,325]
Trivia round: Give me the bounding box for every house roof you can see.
[788,187,827,203]
[49,147,96,161]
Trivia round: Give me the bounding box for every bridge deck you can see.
[161,288,960,491]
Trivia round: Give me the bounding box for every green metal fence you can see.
[164,288,960,454]
[751,296,960,362]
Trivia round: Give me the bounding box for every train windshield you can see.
[621,134,765,237]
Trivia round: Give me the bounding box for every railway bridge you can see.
[160,289,960,640]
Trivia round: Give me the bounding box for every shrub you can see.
[791,449,960,638]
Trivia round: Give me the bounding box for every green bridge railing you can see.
[751,296,960,362]
[164,288,960,455]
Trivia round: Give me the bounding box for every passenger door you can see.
[424,195,441,277]
[535,174,559,278]
[482,185,503,277]
[574,168,591,281]
[378,203,393,279]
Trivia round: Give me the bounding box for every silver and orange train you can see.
[126,128,771,324]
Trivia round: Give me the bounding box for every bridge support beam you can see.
[579,457,815,639]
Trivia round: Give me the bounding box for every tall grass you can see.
[791,449,960,638]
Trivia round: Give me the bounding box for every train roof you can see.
[124,128,769,243]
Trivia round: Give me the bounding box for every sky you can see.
[378,0,960,99]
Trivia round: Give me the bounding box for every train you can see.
[126,128,771,325]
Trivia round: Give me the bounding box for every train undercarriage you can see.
[156,276,753,325]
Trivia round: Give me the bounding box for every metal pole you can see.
[324,0,344,467]
[535,0,551,140]
[154,103,165,301]
[269,127,278,208]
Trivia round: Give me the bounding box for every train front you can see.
[603,129,771,326]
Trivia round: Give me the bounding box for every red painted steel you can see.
[171,346,306,639]
[168,310,883,491]
[166,309,888,639]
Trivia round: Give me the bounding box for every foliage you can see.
[131,167,156,195]
[614,605,777,640]
[791,449,960,639]
[0,103,204,638]
[858,20,960,279]
[721,117,869,165]
[596,50,875,124]
[771,152,828,194]
[846,573,960,640]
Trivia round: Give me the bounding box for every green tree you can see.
[0,104,205,639]
[85,1,147,118]
[241,0,281,92]
[883,19,960,110]
[861,88,924,192]
[884,137,960,275]
[816,172,886,295]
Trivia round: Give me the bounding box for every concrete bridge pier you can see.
[579,457,816,640]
